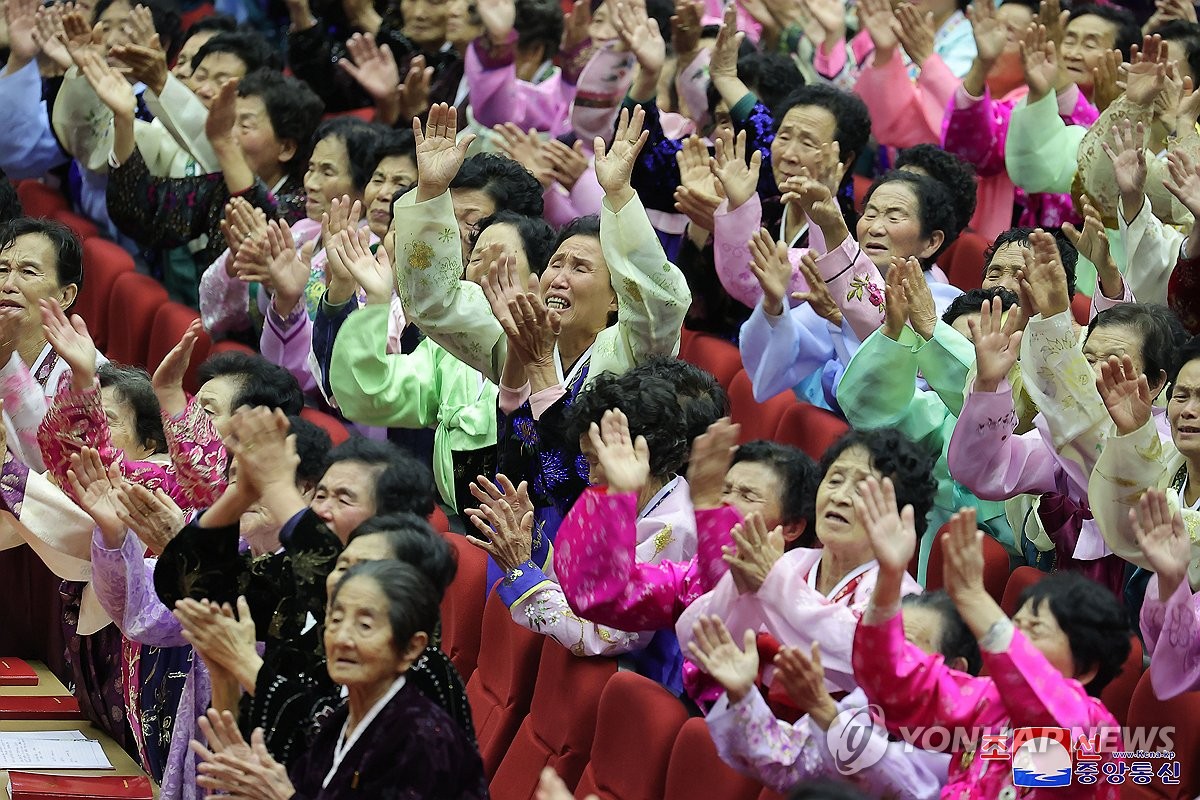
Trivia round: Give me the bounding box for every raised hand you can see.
[941,507,987,605]
[687,615,759,702]
[1102,120,1149,216]
[115,482,185,555]
[561,0,593,54]
[59,7,100,62]
[1061,198,1121,300]
[894,2,935,67]
[896,256,937,340]
[748,227,794,317]
[151,319,202,416]
[854,476,916,574]
[395,54,434,126]
[264,219,312,316]
[1096,354,1153,435]
[220,197,268,267]
[723,511,785,594]
[686,417,740,510]
[175,597,259,678]
[203,78,239,145]
[670,0,703,60]
[881,257,910,340]
[586,408,651,494]
[39,299,96,391]
[218,406,299,494]
[338,33,401,104]
[774,643,839,728]
[109,34,169,95]
[330,228,391,304]
[76,48,136,118]
[711,129,763,212]
[780,171,842,231]
[1017,228,1069,316]
[613,0,665,74]
[798,0,847,49]
[1019,23,1058,103]
[5,0,42,69]
[477,0,516,43]
[466,494,534,573]
[1036,0,1067,46]
[674,184,722,232]
[493,123,554,188]
[594,105,649,208]
[969,295,1024,393]
[321,195,363,243]
[414,103,476,201]
[468,473,533,526]
[33,5,72,71]
[1131,489,1191,600]
[1164,148,1200,219]
[1126,34,1169,108]
[65,447,127,544]
[967,0,1008,65]
[858,0,899,58]
[795,253,843,326]
[543,139,589,190]
[482,254,560,369]
[1090,48,1122,112]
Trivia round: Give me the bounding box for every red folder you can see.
[8,773,153,800]
[0,658,38,686]
[0,695,84,719]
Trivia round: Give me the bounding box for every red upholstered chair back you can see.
[1000,565,1046,617]
[75,238,136,351]
[147,302,211,394]
[573,672,689,800]
[438,533,488,681]
[729,370,796,445]
[210,339,256,356]
[106,272,168,367]
[662,718,765,800]
[1071,292,1091,326]
[1100,635,1144,728]
[298,407,351,446]
[943,230,988,292]
[772,401,850,461]
[488,643,617,800]
[1122,671,1200,798]
[15,181,69,219]
[465,590,544,778]
[681,333,743,390]
[51,208,99,241]
[924,524,1011,603]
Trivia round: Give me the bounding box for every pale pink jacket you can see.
[466,32,575,136]
[1140,575,1200,700]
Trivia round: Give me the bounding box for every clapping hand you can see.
[969,295,1024,393]
[594,105,649,209]
[854,476,917,575]
[775,643,839,729]
[40,299,96,391]
[414,103,476,201]
[586,408,651,495]
[1017,228,1069,317]
[710,129,762,212]
[1096,354,1153,436]
[686,417,740,510]
[749,227,794,317]
[117,482,185,555]
[723,512,785,594]
[1131,489,1192,600]
[1019,23,1058,103]
[465,491,534,573]
[894,2,935,67]
[687,615,759,702]
[65,447,127,545]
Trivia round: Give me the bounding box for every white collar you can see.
[806,556,876,599]
[637,476,681,521]
[322,675,407,788]
[553,341,594,388]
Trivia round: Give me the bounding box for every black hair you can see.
[941,286,1020,326]
[1067,4,1141,60]
[564,356,729,479]
[788,781,871,800]
[332,561,440,658]
[94,0,182,60]
[515,0,564,60]
[451,153,545,217]
[551,215,601,253]
[774,84,872,170]
[861,171,958,266]
[195,352,304,415]
[325,437,437,518]
[1169,335,1200,390]
[895,144,978,235]
[1088,303,1189,392]
[370,129,418,173]
[473,211,557,274]
[0,218,83,300]
[97,363,168,455]
[0,170,21,226]
[1148,20,1200,79]
[286,415,333,487]
[644,0,674,42]
[730,440,818,535]
[311,117,386,194]
[191,30,281,76]
[983,226,1079,298]
[707,52,804,121]
[1017,572,1132,696]
[182,13,237,38]
[1000,0,1040,12]
[349,513,457,598]
[818,428,938,535]
[902,590,983,675]
[237,70,325,182]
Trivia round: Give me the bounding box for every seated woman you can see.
[690,587,981,796]
[192,560,487,798]
[853,487,1132,799]
[675,427,937,704]
[950,230,1186,597]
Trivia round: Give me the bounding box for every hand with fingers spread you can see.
[780,172,844,236]
[687,615,759,702]
[466,494,534,573]
[858,0,899,61]
[798,0,847,50]
[896,257,937,341]
[676,135,718,196]
[109,34,169,95]
[1036,0,1068,46]
[881,259,910,341]
[1096,354,1153,435]
[338,33,401,104]
[116,482,185,555]
[543,139,589,190]
[33,5,72,71]
[194,721,294,800]
[1132,489,1191,600]
[59,7,100,62]
[894,3,935,67]
[723,511,785,594]
[855,476,917,575]
[219,406,301,495]
[1017,228,1070,316]
[708,4,744,84]
[796,253,843,326]
[1061,199,1121,300]
[1088,48,1122,112]
[5,0,41,70]
[775,643,839,728]
[75,47,136,118]
[686,417,740,510]
[967,0,1008,67]
[415,103,477,202]
[66,447,128,545]
[264,220,314,317]
[748,228,794,317]
[175,596,262,688]
[710,130,762,212]
[321,195,364,244]
[192,708,254,765]
[1164,148,1200,219]
[40,299,96,392]
[586,408,651,495]
[482,254,560,370]
[595,105,649,208]
[1019,23,1059,104]
[1126,34,1169,108]
[1102,120,1149,222]
[970,296,1024,393]
[493,123,554,188]
[329,228,391,305]
[614,0,666,81]
[469,473,533,526]
[393,54,434,126]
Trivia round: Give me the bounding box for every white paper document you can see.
[0,738,112,769]
[0,730,87,740]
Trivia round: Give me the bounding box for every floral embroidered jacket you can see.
[854,608,1123,800]
[1140,574,1200,700]
[160,396,230,509]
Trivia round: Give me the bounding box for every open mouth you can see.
[824,510,851,525]
[545,296,569,310]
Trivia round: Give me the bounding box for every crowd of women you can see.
[0,0,1198,794]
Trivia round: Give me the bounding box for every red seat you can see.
[662,718,764,800]
[76,238,136,351]
[298,407,351,446]
[729,371,795,445]
[1000,565,1046,617]
[573,672,688,800]
[210,339,257,356]
[439,532,488,681]
[147,302,211,394]
[943,230,989,292]
[677,327,698,360]
[325,107,376,122]
[428,505,449,533]
[489,643,617,800]
[1071,292,1091,326]
[50,208,99,241]
[757,791,787,800]
[466,591,548,778]
[15,181,68,219]
[680,334,743,390]
[772,402,849,461]
[1100,636,1143,728]
[924,523,1010,603]
[106,272,168,367]
[1123,671,1200,799]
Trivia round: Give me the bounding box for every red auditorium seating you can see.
[75,238,135,351]
[942,230,988,292]
[466,591,553,778]
[298,407,351,446]
[757,790,787,800]
[1123,672,1200,799]
[15,181,68,219]
[573,673,689,800]
[662,718,764,800]
[428,505,449,533]
[729,371,796,444]
[51,208,99,241]
[147,303,211,394]
[999,565,1046,617]
[489,643,617,800]
[105,272,168,366]
[681,333,742,389]
[1101,636,1144,728]
[923,523,1011,603]
[439,533,488,681]
[1071,292,1091,326]
[210,339,257,356]
[772,401,849,461]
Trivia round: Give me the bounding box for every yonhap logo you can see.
[826,705,888,775]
